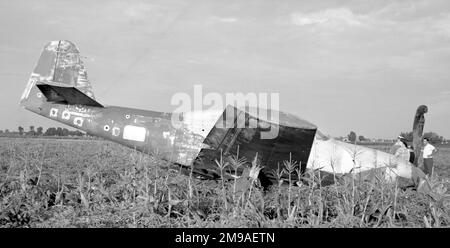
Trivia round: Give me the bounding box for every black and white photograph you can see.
[1,0,449,235]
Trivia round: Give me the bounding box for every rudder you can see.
[21,40,96,107]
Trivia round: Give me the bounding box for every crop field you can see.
[0,137,449,228]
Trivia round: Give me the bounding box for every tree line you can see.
[345,130,446,144]
[0,126,85,137]
[398,131,446,144]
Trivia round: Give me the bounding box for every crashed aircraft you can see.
[20,40,428,190]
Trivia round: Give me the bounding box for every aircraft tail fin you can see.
[20,40,101,108]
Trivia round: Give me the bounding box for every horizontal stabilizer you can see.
[36,83,104,107]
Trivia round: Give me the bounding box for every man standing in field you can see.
[391,136,410,162]
[422,137,437,176]
[390,135,406,154]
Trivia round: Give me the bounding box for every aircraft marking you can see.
[74,117,84,127]
[50,108,58,117]
[123,125,146,142]
[163,131,176,145]
[112,127,120,136]
[163,131,170,139]
[60,110,93,118]
[62,110,71,120]
[21,77,36,101]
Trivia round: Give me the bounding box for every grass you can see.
[0,137,449,228]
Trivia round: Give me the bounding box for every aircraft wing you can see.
[36,83,104,107]
[193,105,317,183]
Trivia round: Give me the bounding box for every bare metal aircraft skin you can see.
[20,40,427,189]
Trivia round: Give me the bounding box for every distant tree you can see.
[399,131,413,142]
[73,130,84,136]
[62,128,69,136]
[36,127,43,136]
[347,131,357,143]
[56,127,63,136]
[29,126,35,136]
[68,130,83,136]
[0,130,3,134]
[399,131,444,144]
[53,128,57,136]
[423,132,444,144]
[358,135,366,142]
[43,127,81,136]
[5,129,9,133]
[44,127,56,136]
[18,126,24,135]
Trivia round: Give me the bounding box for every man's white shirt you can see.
[423,144,436,158]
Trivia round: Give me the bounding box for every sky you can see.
[0,0,449,139]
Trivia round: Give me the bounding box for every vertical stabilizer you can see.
[20,40,96,109]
